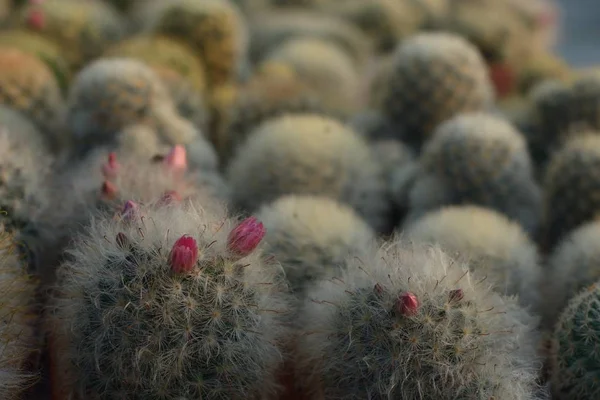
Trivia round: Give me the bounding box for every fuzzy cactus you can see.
[406,205,542,308]
[0,47,64,148]
[227,114,392,233]
[256,195,375,294]
[296,238,544,399]
[247,9,370,66]
[0,30,70,93]
[0,229,40,400]
[66,58,203,154]
[540,220,600,329]
[49,200,292,399]
[542,133,600,250]
[380,32,494,148]
[516,51,572,95]
[13,0,125,71]
[146,0,248,88]
[260,38,362,116]
[550,282,600,399]
[407,112,542,236]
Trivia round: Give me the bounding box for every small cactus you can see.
[380,32,494,148]
[227,114,392,233]
[296,238,543,399]
[406,205,542,308]
[49,200,292,399]
[255,195,375,294]
[407,112,542,236]
[550,282,600,399]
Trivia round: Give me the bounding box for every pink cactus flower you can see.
[227,217,266,258]
[164,145,187,173]
[121,200,139,220]
[101,152,120,179]
[101,180,117,199]
[169,235,199,273]
[26,9,45,30]
[396,292,419,317]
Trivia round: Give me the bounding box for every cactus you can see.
[255,195,375,294]
[296,238,544,399]
[0,229,40,400]
[542,133,600,250]
[66,58,203,154]
[14,0,125,71]
[0,47,64,149]
[227,114,392,233]
[49,200,292,399]
[0,30,70,93]
[406,205,542,308]
[247,9,370,66]
[260,38,362,116]
[147,0,248,88]
[407,112,542,236]
[380,32,494,148]
[516,51,572,95]
[550,282,600,399]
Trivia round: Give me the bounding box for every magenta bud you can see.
[169,235,199,273]
[121,200,139,220]
[164,145,187,173]
[396,292,419,317]
[101,152,120,179]
[227,217,266,258]
[448,289,464,303]
[101,180,117,199]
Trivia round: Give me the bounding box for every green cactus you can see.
[407,112,542,236]
[542,134,600,250]
[380,32,493,148]
[13,0,126,71]
[147,0,248,88]
[550,282,600,399]
[256,195,375,295]
[226,114,392,233]
[296,238,544,399]
[0,47,64,150]
[49,201,292,399]
[406,205,542,308]
[0,30,70,94]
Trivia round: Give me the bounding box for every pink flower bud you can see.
[164,145,187,173]
[227,217,266,258]
[448,289,464,303]
[121,200,139,220]
[396,292,419,317]
[101,180,117,199]
[169,235,198,273]
[158,190,182,205]
[26,9,45,30]
[101,152,120,179]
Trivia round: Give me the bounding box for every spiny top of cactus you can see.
[0,46,58,89]
[544,132,600,186]
[393,31,486,66]
[297,238,543,399]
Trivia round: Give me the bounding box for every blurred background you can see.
[556,0,600,66]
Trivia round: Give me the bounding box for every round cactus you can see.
[0,47,64,148]
[406,205,542,308]
[550,282,600,399]
[296,238,544,399]
[380,32,494,148]
[226,114,392,233]
[147,0,248,88]
[542,133,600,250]
[407,112,542,236]
[260,38,362,116]
[0,30,70,93]
[66,58,202,153]
[255,195,375,295]
[0,229,39,400]
[49,200,292,399]
[14,0,126,71]
[540,220,600,329]
[516,51,572,95]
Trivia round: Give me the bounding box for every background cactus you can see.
[407,112,542,236]
[0,229,39,400]
[255,195,375,295]
[406,205,542,308]
[550,282,600,399]
[542,133,600,250]
[296,239,543,399]
[226,114,392,233]
[380,32,494,148]
[49,200,292,399]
